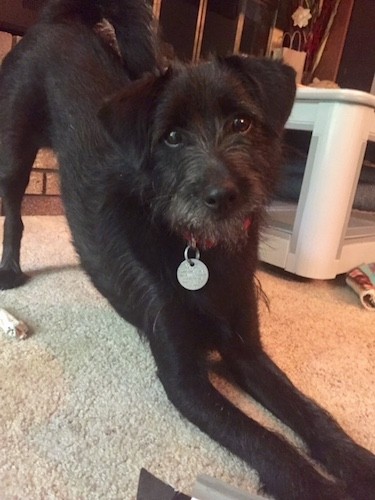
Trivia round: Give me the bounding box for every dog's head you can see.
[99,56,296,250]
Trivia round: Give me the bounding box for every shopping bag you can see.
[273,32,307,84]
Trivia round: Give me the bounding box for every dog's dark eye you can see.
[164,130,182,147]
[232,116,252,134]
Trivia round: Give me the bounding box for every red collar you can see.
[184,216,252,250]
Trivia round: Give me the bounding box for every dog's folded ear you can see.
[98,72,169,161]
[222,56,296,135]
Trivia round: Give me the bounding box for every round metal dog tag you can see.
[177,258,209,291]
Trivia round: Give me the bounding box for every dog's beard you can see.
[150,167,269,251]
[166,199,254,250]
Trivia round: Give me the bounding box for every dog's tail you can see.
[40,0,161,79]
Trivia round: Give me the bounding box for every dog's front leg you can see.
[147,306,348,500]
[219,343,375,499]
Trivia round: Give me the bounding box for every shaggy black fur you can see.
[0,1,374,498]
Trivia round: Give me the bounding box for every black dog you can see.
[0,1,374,498]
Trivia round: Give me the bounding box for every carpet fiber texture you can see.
[1,216,374,499]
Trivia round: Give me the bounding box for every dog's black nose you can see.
[204,182,239,212]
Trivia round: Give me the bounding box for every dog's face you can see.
[99,56,296,250]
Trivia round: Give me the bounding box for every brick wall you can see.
[21,149,64,215]
[0,30,12,59]
[0,148,64,216]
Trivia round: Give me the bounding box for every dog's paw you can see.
[262,463,350,500]
[319,440,375,500]
[268,475,349,500]
[296,478,349,500]
[0,269,29,289]
[346,480,375,500]
[311,482,350,500]
[344,450,375,500]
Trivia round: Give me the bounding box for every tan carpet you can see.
[1,216,374,499]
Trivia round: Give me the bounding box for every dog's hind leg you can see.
[219,341,375,498]
[0,144,38,289]
[0,53,47,290]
